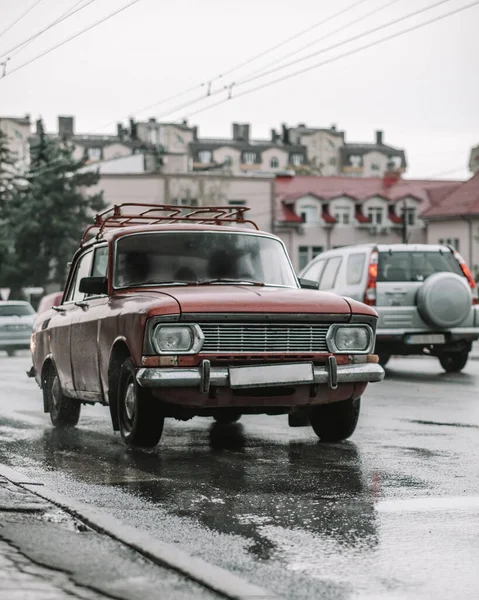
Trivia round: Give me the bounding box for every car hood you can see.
[143,285,354,316]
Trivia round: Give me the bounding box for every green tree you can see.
[0,123,19,291]
[6,120,105,293]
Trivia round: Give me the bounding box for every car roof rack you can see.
[80,202,258,246]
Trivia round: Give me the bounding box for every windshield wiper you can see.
[129,280,192,287]
[196,278,265,286]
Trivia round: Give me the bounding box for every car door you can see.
[46,251,93,395]
[70,245,109,397]
[341,252,367,301]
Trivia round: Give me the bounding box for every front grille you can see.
[198,323,330,353]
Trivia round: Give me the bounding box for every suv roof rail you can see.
[80,203,258,246]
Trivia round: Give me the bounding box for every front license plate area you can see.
[406,333,445,345]
[229,362,314,389]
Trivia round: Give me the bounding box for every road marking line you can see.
[0,463,281,600]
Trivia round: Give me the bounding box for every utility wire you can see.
[181,0,479,122]
[245,0,402,81]
[155,0,455,122]
[0,0,44,40]
[8,0,87,60]
[0,0,99,62]
[93,0,369,131]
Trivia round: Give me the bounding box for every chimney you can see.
[129,118,137,140]
[271,128,278,143]
[298,123,306,128]
[331,124,336,131]
[281,123,290,145]
[117,123,123,140]
[58,116,74,138]
[192,126,198,141]
[232,123,250,142]
[376,130,383,145]
[35,119,44,135]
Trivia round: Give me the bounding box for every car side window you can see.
[319,257,342,290]
[301,259,325,283]
[346,253,366,285]
[64,252,93,303]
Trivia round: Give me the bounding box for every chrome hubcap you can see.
[125,383,136,421]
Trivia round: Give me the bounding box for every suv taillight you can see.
[454,250,478,305]
[364,251,378,306]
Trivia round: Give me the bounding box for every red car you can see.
[30,204,384,448]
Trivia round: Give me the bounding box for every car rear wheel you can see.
[309,398,360,442]
[45,366,81,428]
[118,357,164,448]
[439,350,469,373]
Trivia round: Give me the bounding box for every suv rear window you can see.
[0,304,34,316]
[378,250,463,282]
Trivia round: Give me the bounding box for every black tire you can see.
[7,349,15,357]
[214,413,241,425]
[118,357,164,448]
[378,353,391,367]
[45,365,81,428]
[439,350,469,373]
[309,398,361,442]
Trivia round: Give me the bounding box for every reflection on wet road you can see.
[1,353,479,599]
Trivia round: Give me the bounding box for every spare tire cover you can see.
[417,272,471,328]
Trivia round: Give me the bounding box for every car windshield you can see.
[0,304,35,317]
[114,231,298,288]
[378,250,464,282]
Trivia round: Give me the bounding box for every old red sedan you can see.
[30,204,384,448]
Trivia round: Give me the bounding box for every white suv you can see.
[299,244,479,372]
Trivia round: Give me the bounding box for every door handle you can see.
[74,301,89,309]
[52,306,66,313]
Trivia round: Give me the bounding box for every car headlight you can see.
[152,324,204,354]
[327,325,372,353]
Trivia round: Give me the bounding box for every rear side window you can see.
[301,259,325,283]
[378,250,463,282]
[319,257,342,290]
[346,253,366,285]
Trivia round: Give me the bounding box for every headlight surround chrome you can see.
[152,324,204,354]
[326,324,374,354]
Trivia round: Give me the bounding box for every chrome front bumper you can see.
[137,360,385,394]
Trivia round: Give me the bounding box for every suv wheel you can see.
[118,357,164,448]
[309,398,360,442]
[45,366,81,428]
[439,350,469,373]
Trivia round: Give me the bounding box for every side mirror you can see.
[298,278,319,290]
[79,277,108,296]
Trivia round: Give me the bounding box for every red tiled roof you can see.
[422,173,479,219]
[388,206,403,224]
[322,209,336,224]
[278,201,303,223]
[275,175,463,222]
[355,206,369,223]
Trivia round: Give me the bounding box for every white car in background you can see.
[0,301,36,357]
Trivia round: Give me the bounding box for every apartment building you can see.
[469,144,479,174]
[0,115,31,172]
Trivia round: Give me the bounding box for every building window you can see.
[291,153,304,166]
[298,246,309,270]
[243,152,257,164]
[198,150,212,163]
[333,206,351,225]
[370,163,380,172]
[224,155,232,166]
[179,198,198,206]
[328,157,337,166]
[400,207,416,226]
[270,157,279,168]
[440,238,460,251]
[228,200,246,206]
[299,205,318,223]
[312,246,323,258]
[367,207,384,225]
[87,147,101,161]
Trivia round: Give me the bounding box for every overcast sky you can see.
[1,0,478,179]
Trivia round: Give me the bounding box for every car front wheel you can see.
[439,350,469,373]
[118,357,164,448]
[45,366,81,428]
[309,398,360,442]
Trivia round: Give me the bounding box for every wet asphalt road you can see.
[1,353,479,600]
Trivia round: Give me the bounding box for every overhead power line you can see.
[0,0,141,79]
[0,0,44,41]
[181,0,479,122]
[7,0,88,61]
[153,0,456,123]
[93,0,370,131]
[0,0,100,62]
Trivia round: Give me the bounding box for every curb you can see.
[0,464,280,600]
